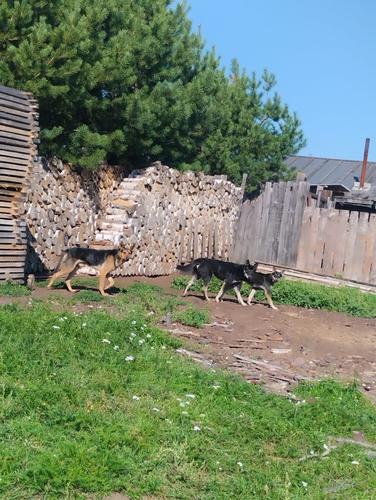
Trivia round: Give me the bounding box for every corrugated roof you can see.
[285,155,376,189]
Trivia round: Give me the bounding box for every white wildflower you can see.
[139,339,145,345]
[301,481,308,488]
[193,425,201,432]
[131,320,137,325]
[102,339,111,344]
[152,407,160,412]
[82,322,87,327]
[161,346,166,350]
[125,355,135,362]
[237,462,243,468]
[132,395,140,401]
[212,385,221,390]
[130,332,136,338]
[146,334,152,339]
[186,394,196,399]
[351,460,360,465]
[113,345,120,351]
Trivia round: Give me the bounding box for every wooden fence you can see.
[231,181,309,266]
[0,85,38,282]
[231,179,376,286]
[297,207,376,284]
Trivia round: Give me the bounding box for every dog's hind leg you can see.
[265,289,278,310]
[105,276,115,291]
[65,264,82,293]
[183,275,196,296]
[247,288,256,305]
[48,258,77,290]
[234,285,247,306]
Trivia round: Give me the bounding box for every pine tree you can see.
[0,0,305,190]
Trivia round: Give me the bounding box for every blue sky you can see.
[185,0,376,161]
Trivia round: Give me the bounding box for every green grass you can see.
[0,283,31,297]
[173,305,210,328]
[172,276,376,318]
[0,284,375,498]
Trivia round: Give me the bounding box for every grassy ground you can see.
[173,275,376,318]
[0,282,375,498]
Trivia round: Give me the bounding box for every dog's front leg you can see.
[215,282,226,302]
[265,290,278,310]
[247,288,256,305]
[98,273,110,297]
[234,285,247,306]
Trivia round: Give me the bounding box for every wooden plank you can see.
[0,243,26,250]
[276,181,294,265]
[0,254,26,265]
[0,261,25,268]
[284,183,299,266]
[0,125,32,137]
[0,98,31,113]
[0,112,32,127]
[330,210,348,277]
[0,155,30,166]
[257,183,272,262]
[232,199,250,262]
[364,214,376,284]
[270,182,286,264]
[0,117,31,132]
[0,85,28,100]
[351,212,369,282]
[296,206,312,270]
[0,104,33,119]
[0,129,31,143]
[0,149,29,160]
[342,212,359,280]
[0,143,31,155]
[0,163,29,173]
[240,199,256,263]
[288,182,309,267]
[0,218,26,226]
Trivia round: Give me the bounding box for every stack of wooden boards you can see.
[0,85,38,282]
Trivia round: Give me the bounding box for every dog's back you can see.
[66,247,117,267]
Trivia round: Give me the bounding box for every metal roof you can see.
[285,155,376,189]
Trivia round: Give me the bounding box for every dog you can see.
[246,267,284,310]
[47,242,134,296]
[177,258,256,306]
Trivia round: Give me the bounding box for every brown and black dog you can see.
[47,242,134,296]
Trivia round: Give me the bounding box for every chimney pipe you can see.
[359,138,370,188]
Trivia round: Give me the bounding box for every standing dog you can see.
[246,268,284,310]
[177,258,256,306]
[47,242,134,296]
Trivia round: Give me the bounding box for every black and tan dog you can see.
[246,267,284,310]
[177,258,256,306]
[47,242,134,296]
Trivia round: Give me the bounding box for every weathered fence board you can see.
[295,208,376,284]
[0,85,38,282]
[231,181,310,266]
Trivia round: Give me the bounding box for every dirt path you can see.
[127,275,376,402]
[4,274,376,402]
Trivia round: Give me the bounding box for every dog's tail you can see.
[176,261,196,274]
